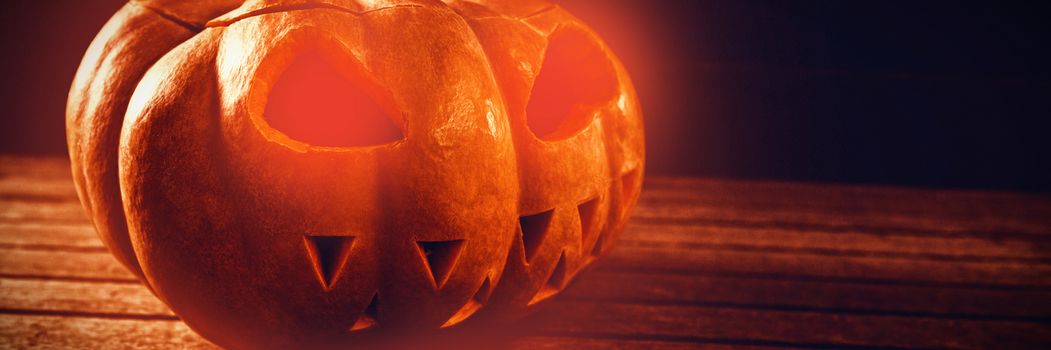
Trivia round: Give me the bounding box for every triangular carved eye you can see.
[526,28,618,140]
[265,48,403,147]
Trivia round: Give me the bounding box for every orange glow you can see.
[65,1,645,348]
[526,28,617,140]
[265,49,403,147]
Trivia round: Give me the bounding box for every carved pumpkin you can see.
[67,0,644,348]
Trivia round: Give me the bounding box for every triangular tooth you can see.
[441,276,493,328]
[473,276,493,304]
[621,168,641,204]
[519,209,554,263]
[577,197,600,247]
[350,293,379,331]
[303,235,355,289]
[591,230,607,257]
[416,240,465,289]
[529,252,568,305]
[547,253,568,290]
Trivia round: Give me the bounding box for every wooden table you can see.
[2,155,1049,349]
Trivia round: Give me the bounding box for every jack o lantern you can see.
[67,0,644,348]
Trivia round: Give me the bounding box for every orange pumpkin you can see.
[67,0,644,348]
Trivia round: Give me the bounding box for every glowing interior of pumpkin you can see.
[264,48,403,147]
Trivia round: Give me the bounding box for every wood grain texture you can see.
[1,155,1050,349]
[0,315,759,350]
[0,315,213,349]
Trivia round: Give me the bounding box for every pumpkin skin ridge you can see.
[207,2,430,28]
[119,28,240,345]
[132,1,205,31]
[443,2,556,22]
[132,0,245,28]
[518,4,558,20]
[451,5,621,211]
[66,1,232,286]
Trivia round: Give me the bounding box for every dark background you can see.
[1,1,1048,192]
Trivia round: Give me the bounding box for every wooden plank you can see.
[0,156,77,204]
[568,271,1051,320]
[642,178,1051,237]
[7,238,1049,289]
[5,157,1050,240]
[0,315,214,349]
[3,192,1045,246]
[0,279,169,317]
[3,156,1050,348]
[8,180,1048,241]
[0,157,72,181]
[526,300,1051,350]
[632,204,1051,243]
[645,177,1051,223]
[0,222,103,251]
[512,336,728,349]
[9,308,1043,350]
[0,249,133,282]
[622,222,1050,262]
[7,155,1047,222]
[0,200,87,224]
[0,177,76,203]
[3,235,1047,289]
[2,184,1047,263]
[0,314,757,350]
[633,199,1051,240]
[4,263,1049,327]
[609,241,1051,287]
[604,242,1051,288]
[3,278,1048,349]
[4,217,1046,264]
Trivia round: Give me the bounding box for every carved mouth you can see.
[301,233,486,331]
[299,166,638,331]
[519,195,598,307]
[525,167,641,306]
